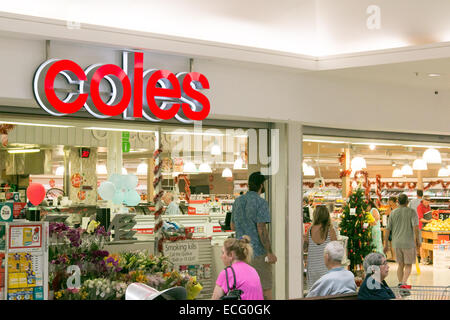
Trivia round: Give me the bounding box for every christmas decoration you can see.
[375,175,382,207]
[339,188,375,274]
[153,146,164,253]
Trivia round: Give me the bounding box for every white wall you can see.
[0,36,450,136]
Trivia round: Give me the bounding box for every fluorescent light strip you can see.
[0,121,73,128]
[164,131,226,136]
[84,127,156,133]
[303,139,349,144]
[404,145,446,149]
[352,142,399,146]
[8,149,41,154]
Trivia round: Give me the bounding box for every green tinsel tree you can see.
[339,188,374,274]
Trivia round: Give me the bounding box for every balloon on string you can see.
[98,181,116,201]
[26,183,46,206]
[112,191,125,205]
[124,190,141,206]
[108,174,122,188]
[123,174,138,190]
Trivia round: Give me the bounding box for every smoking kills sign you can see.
[33,51,210,123]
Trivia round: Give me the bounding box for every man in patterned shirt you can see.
[231,171,277,300]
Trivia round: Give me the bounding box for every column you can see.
[417,170,423,190]
[287,121,303,299]
[107,131,123,175]
[342,148,351,198]
[270,123,287,299]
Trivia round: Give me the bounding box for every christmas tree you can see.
[339,188,374,274]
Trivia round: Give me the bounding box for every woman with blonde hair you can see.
[212,236,264,300]
[304,205,338,291]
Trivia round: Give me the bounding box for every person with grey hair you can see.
[306,241,356,297]
[163,192,181,215]
[358,252,396,300]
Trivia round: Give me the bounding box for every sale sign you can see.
[33,51,210,123]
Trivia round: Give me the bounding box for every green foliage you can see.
[339,188,375,273]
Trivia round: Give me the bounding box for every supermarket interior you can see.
[1,2,450,302]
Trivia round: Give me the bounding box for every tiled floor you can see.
[385,262,450,287]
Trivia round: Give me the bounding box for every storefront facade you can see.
[1,12,450,300]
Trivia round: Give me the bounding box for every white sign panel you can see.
[163,240,200,265]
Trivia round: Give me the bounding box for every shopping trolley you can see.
[390,285,450,300]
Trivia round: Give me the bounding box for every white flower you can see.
[106,288,111,294]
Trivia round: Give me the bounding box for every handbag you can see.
[220,266,243,300]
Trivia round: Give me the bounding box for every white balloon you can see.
[98,181,116,201]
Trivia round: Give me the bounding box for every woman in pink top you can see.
[212,236,264,300]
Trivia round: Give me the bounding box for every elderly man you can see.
[358,253,396,300]
[306,241,356,297]
[163,192,181,215]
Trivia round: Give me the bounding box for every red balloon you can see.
[27,183,46,206]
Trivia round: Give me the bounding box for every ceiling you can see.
[315,56,450,90]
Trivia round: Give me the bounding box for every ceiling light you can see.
[233,158,244,170]
[351,156,366,171]
[211,144,221,156]
[303,165,315,176]
[392,168,403,178]
[413,159,427,170]
[198,163,212,173]
[423,148,441,164]
[55,166,65,176]
[438,167,449,177]
[122,167,128,175]
[222,168,233,178]
[97,164,107,175]
[369,144,376,150]
[183,161,197,173]
[0,121,73,128]
[428,73,441,77]
[7,148,40,154]
[401,164,413,176]
[136,162,148,175]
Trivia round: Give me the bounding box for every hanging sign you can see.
[33,52,210,123]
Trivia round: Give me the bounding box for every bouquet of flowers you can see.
[118,251,172,274]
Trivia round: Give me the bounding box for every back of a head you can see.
[224,236,253,264]
[248,171,266,192]
[398,193,408,205]
[313,205,331,238]
[363,252,384,274]
[324,241,344,264]
[417,190,423,197]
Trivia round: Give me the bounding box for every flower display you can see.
[48,222,203,300]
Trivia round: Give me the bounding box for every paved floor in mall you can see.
[385,262,450,287]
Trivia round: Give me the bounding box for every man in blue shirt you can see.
[231,171,277,300]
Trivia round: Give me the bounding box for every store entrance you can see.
[302,133,450,296]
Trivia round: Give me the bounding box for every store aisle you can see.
[385,262,450,287]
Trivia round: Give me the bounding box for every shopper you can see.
[367,200,383,254]
[162,192,181,215]
[385,196,398,260]
[212,236,264,300]
[358,253,396,300]
[408,189,423,213]
[304,205,337,290]
[231,171,277,300]
[383,194,420,287]
[303,197,312,223]
[306,241,356,297]
[416,195,433,263]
